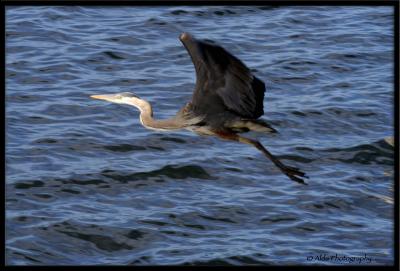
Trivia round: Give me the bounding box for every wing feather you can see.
[180,33,265,119]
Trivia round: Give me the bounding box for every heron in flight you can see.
[91,32,308,184]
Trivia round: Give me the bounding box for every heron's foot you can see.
[280,165,309,185]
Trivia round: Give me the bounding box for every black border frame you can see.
[2,0,399,269]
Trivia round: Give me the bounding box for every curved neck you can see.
[128,99,182,131]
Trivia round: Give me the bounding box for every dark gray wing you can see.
[179,32,265,119]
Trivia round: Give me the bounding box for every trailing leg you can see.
[215,131,308,184]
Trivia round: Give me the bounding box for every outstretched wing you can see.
[179,32,265,119]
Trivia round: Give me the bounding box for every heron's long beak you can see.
[90,95,103,99]
[90,92,138,103]
[90,94,117,103]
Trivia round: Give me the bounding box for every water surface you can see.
[6,6,394,265]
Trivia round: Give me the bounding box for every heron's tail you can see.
[230,119,277,134]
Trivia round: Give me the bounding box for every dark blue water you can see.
[6,6,394,265]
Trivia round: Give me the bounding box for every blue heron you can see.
[91,32,308,184]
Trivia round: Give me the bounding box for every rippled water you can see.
[6,6,395,265]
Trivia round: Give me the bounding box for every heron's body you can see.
[91,32,308,184]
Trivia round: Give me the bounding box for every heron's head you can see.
[90,92,150,112]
